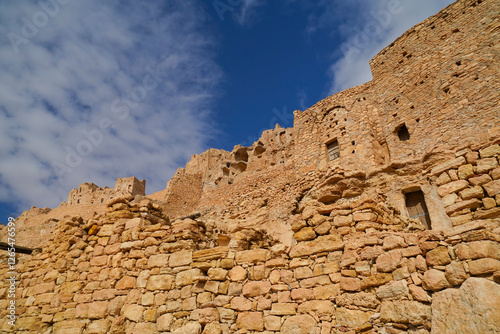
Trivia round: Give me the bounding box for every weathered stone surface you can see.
[147,275,174,290]
[193,247,228,261]
[469,174,492,186]
[426,246,451,266]
[290,235,344,258]
[236,312,264,331]
[476,157,499,174]
[53,320,86,334]
[335,292,380,309]
[198,308,219,325]
[468,258,500,275]
[336,308,373,328]
[116,276,136,290]
[294,227,316,241]
[176,269,203,287]
[479,144,500,158]
[228,266,247,281]
[409,284,431,302]
[122,304,144,322]
[380,301,431,325]
[281,314,316,334]
[431,157,466,175]
[376,280,409,300]
[422,269,450,291]
[147,253,169,268]
[432,278,500,334]
[445,261,469,286]
[437,180,469,197]
[230,297,252,311]
[455,240,499,260]
[376,250,401,272]
[169,250,193,267]
[172,322,202,334]
[360,273,393,289]
[235,249,271,264]
[460,186,484,200]
[157,313,174,331]
[270,303,297,315]
[340,277,361,291]
[458,164,475,179]
[297,300,335,316]
[242,281,271,297]
[483,179,500,197]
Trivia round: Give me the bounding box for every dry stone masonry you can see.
[1,0,499,333]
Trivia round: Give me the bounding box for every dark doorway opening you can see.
[405,190,431,229]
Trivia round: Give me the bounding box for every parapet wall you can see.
[1,195,498,334]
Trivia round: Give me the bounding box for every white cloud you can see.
[326,0,455,94]
[0,0,222,212]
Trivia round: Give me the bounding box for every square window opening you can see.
[327,140,340,161]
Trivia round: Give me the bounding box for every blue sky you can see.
[0,0,454,222]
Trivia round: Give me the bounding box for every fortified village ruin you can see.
[1,0,499,333]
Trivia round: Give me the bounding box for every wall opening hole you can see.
[456,60,461,66]
[443,87,450,94]
[452,28,460,33]
[352,141,356,145]
[405,190,431,229]
[396,124,410,141]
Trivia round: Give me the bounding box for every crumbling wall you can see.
[1,195,498,334]
[67,177,146,206]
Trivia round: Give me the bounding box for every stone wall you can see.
[68,177,146,206]
[1,195,498,334]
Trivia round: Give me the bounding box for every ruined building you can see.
[0,0,499,333]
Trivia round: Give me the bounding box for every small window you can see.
[397,124,410,141]
[327,140,340,161]
[405,190,431,229]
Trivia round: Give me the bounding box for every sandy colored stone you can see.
[458,164,475,179]
[468,258,500,275]
[380,300,431,325]
[483,179,500,197]
[432,277,500,334]
[437,180,469,197]
[455,241,500,260]
[409,284,431,302]
[297,300,335,316]
[336,308,373,328]
[176,269,203,287]
[169,250,193,267]
[426,246,451,266]
[445,261,469,286]
[198,308,219,325]
[376,249,402,272]
[122,304,144,322]
[147,275,174,290]
[340,277,361,291]
[289,235,344,258]
[469,174,492,186]
[53,320,87,334]
[235,248,271,264]
[236,312,264,331]
[228,266,247,281]
[172,322,202,334]
[361,273,393,289]
[270,303,297,315]
[116,276,136,290]
[242,281,271,297]
[476,157,499,174]
[422,269,450,291]
[281,314,317,334]
[376,280,409,300]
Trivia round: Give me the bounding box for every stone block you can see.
[236,312,264,331]
[299,275,331,288]
[422,269,450,291]
[297,300,335,316]
[242,281,271,297]
[336,308,373,328]
[436,172,452,186]
[294,266,313,279]
[235,248,271,264]
[289,235,344,258]
[438,180,469,197]
[483,179,500,197]
[353,211,378,222]
[294,227,316,241]
[360,273,393,289]
[146,275,174,290]
[431,157,466,175]
[147,254,169,268]
[176,269,203,287]
[333,214,353,227]
[313,262,340,276]
[376,280,409,300]
[458,164,475,179]
[207,268,227,281]
[445,198,482,215]
[270,303,297,315]
[281,315,317,334]
[468,258,500,275]
[169,250,193,267]
[122,304,144,322]
[459,186,484,200]
[426,246,451,266]
[230,296,252,311]
[445,261,469,285]
[340,277,361,291]
[376,250,402,272]
[291,288,314,301]
[264,315,282,331]
[408,284,431,302]
[455,240,500,260]
[198,308,219,325]
[193,247,228,261]
[313,284,340,299]
[53,320,86,334]
[116,276,136,290]
[476,157,499,174]
[479,144,500,158]
[431,278,500,333]
[469,174,492,186]
[380,301,431,325]
[228,266,247,281]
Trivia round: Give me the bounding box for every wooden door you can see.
[405,190,431,229]
[327,141,340,161]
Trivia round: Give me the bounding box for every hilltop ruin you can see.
[0,0,499,333]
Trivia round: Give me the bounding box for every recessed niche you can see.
[396,124,410,141]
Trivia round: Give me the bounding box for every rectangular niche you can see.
[405,190,431,229]
[327,140,340,161]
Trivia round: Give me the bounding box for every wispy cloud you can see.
[0,0,222,212]
[325,0,455,94]
[234,0,265,26]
